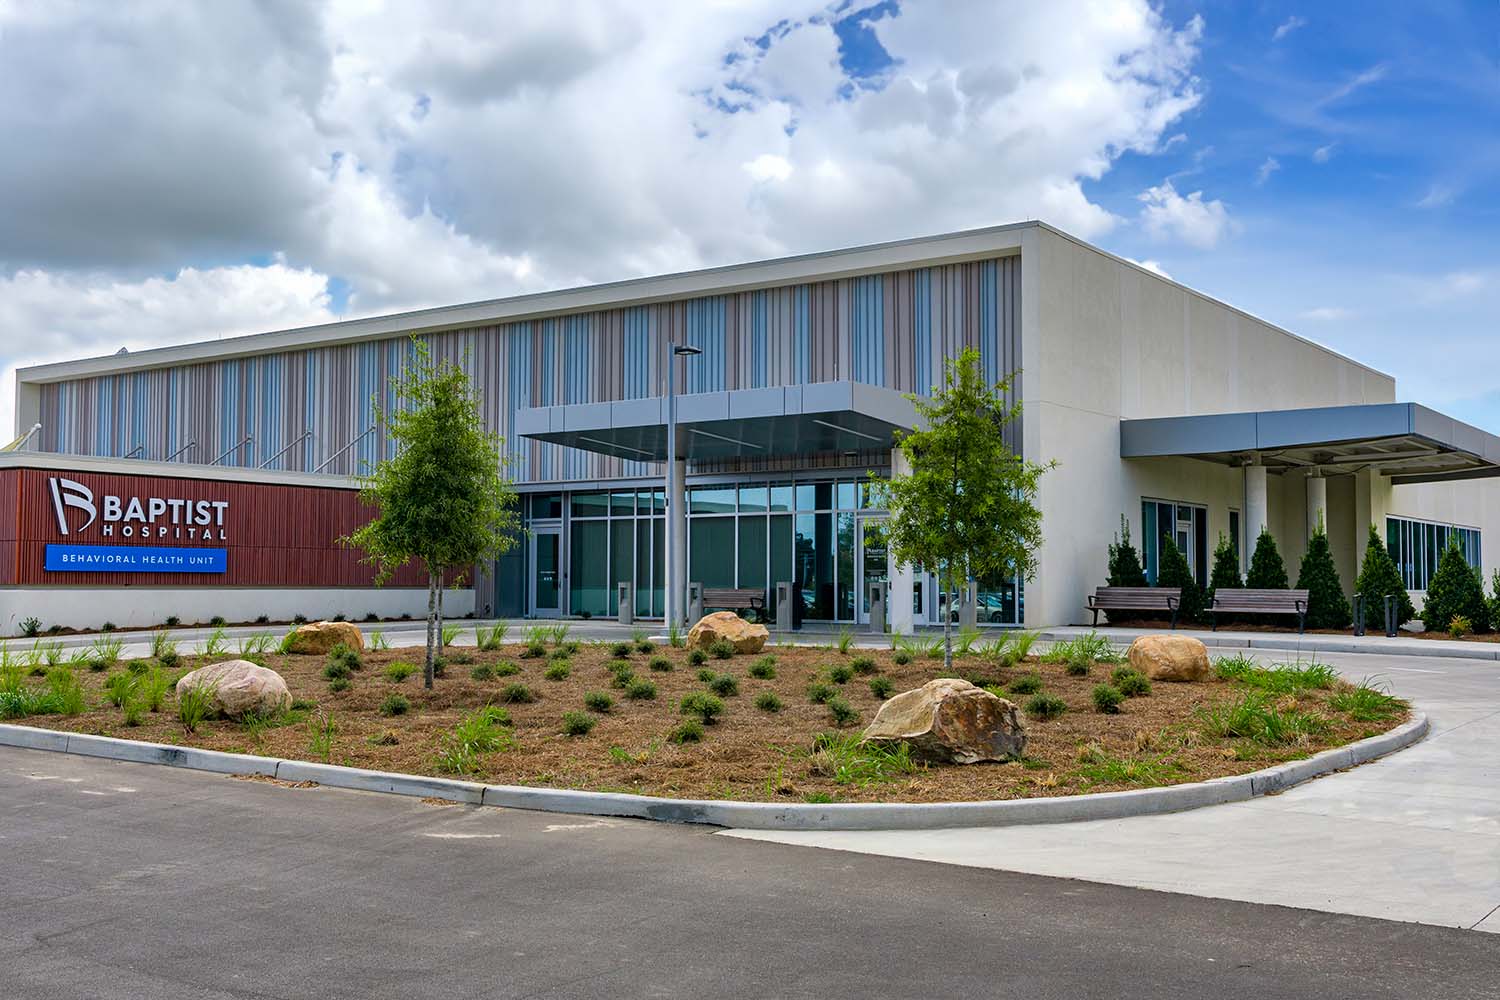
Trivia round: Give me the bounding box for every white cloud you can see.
[0,0,1210,436]
[1137,180,1233,249]
[1319,64,1388,106]
[1125,257,1172,279]
[1416,183,1457,209]
[1255,156,1281,185]
[1300,306,1353,321]
[1312,143,1336,164]
[1273,16,1307,41]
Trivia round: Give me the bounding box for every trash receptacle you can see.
[868,580,887,633]
[617,581,633,625]
[775,581,794,632]
[687,582,704,624]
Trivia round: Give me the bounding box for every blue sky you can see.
[0,1,1495,435]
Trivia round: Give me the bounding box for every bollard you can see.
[1384,594,1398,638]
[687,582,704,624]
[775,581,794,633]
[868,581,887,633]
[1353,593,1365,637]
[617,581,634,625]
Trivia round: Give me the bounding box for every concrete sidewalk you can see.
[726,648,1500,932]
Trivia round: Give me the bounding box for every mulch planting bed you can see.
[3,639,1409,804]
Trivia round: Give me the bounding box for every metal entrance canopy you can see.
[1121,402,1500,485]
[516,381,920,462]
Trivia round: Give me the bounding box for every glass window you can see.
[570,520,609,615]
[646,489,665,513]
[530,493,562,519]
[1387,515,1480,590]
[611,520,634,592]
[635,519,653,617]
[611,491,635,517]
[795,512,834,619]
[738,485,768,513]
[836,481,858,511]
[738,516,767,593]
[690,486,736,515]
[768,482,793,513]
[571,492,608,518]
[836,512,856,620]
[770,514,793,589]
[794,482,817,511]
[690,517,736,588]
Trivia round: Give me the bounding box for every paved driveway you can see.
[726,649,1500,932]
[3,746,1498,999]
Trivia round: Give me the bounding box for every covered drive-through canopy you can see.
[1120,402,1500,485]
[516,381,919,462]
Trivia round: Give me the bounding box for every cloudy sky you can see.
[0,0,1495,437]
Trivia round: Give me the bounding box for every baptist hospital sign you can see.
[46,476,229,574]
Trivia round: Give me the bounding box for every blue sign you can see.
[45,544,228,574]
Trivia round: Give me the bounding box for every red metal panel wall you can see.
[1,468,429,588]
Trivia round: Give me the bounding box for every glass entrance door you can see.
[530,527,562,618]
[856,516,888,624]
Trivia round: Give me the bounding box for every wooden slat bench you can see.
[1087,587,1181,628]
[701,587,767,621]
[1210,588,1309,634]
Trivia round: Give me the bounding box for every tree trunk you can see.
[943,564,954,673]
[436,575,446,657]
[424,572,437,690]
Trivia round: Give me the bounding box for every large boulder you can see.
[862,678,1027,764]
[1127,634,1210,682]
[286,620,364,655]
[687,612,768,654]
[175,660,291,719]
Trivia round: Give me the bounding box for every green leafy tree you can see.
[1155,535,1204,624]
[1354,526,1413,631]
[1295,520,1351,629]
[344,339,522,688]
[1107,516,1148,587]
[873,348,1053,671]
[1206,531,1242,621]
[1421,537,1489,634]
[1245,528,1290,590]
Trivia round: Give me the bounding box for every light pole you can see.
[665,343,701,633]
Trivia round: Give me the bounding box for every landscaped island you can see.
[0,627,1408,804]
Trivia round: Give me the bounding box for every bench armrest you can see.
[1165,596,1179,611]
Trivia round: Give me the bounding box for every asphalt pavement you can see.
[3,746,1497,999]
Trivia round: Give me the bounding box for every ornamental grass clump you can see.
[670,719,704,744]
[327,642,363,672]
[807,682,836,705]
[679,692,724,724]
[379,693,410,717]
[828,664,853,684]
[561,710,596,736]
[500,683,536,704]
[827,696,859,727]
[544,661,571,681]
[1007,672,1043,696]
[687,648,708,666]
[610,641,633,658]
[1091,684,1124,714]
[849,655,877,675]
[1111,667,1152,697]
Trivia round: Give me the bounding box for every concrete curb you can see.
[0,712,1429,830]
[1035,630,1500,662]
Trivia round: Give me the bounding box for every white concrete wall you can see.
[1026,227,1399,626]
[0,587,473,634]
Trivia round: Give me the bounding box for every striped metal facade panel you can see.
[36,256,1021,483]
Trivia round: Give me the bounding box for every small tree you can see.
[875,348,1053,671]
[1107,516,1148,587]
[1354,526,1413,631]
[345,339,522,688]
[1295,520,1351,629]
[1206,531,1241,621]
[1245,528,1290,590]
[1421,537,1489,634]
[1156,535,1204,624]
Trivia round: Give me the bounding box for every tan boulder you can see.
[286,620,364,655]
[862,678,1027,764]
[175,660,291,719]
[687,611,768,654]
[1127,634,1210,682]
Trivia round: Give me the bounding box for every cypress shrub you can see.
[1295,523,1351,629]
[1421,538,1489,634]
[1156,534,1204,623]
[1245,529,1290,590]
[1107,516,1148,587]
[1206,532,1242,618]
[1354,526,1414,631]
